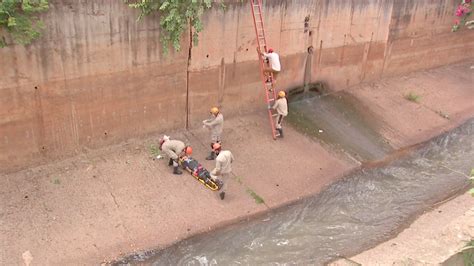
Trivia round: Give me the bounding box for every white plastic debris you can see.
[22,250,33,266]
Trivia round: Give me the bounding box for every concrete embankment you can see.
[0,61,472,265]
[330,192,474,266]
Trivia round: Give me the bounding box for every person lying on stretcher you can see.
[180,157,224,191]
[180,157,213,181]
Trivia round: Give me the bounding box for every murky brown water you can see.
[113,93,472,266]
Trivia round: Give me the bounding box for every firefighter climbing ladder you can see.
[250,0,279,140]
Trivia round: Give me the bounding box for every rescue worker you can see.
[159,136,193,175]
[210,143,234,200]
[257,47,281,84]
[202,107,224,160]
[271,91,288,138]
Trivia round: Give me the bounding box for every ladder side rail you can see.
[266,87,278,139]
[250,0,271,94]
[250,0,277,139]
[256,0,267,52]
[255,0,276,96]
[251,0,267,51]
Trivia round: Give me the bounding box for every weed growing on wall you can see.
[0,0,49,48]
[126,0,221,54]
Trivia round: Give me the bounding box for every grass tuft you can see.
[149,144,160,157]
[404,92,421,103]
[246,188,265,204]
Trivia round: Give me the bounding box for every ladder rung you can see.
[253,2,275,140]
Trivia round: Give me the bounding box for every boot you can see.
[205,151,215,160]
[219,191,225,200]
[168,158,173,166]
[277,128,283,138]
[173,166,182,175]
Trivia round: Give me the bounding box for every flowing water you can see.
[115,92,473,265]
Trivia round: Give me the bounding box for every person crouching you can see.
[159,136,193,175]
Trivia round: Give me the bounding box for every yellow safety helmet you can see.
[210,107,219,115]
[278,91,286,98]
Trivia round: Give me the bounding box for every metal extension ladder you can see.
[250,0,279,140]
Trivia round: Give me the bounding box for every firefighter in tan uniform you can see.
[202,107,224,160]
[210,143,234,200]
[271,91,288,138]
[159,136,192,175]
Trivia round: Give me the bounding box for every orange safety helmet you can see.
[278,91,286,98]
[184,146,193,155]
[212,143,221,151]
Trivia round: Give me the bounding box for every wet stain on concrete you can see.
[287,88,392,162]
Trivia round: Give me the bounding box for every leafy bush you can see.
[126,0,214,54]
[0,0,49,47]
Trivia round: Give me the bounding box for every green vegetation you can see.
[233,175,266,205]
[246,188,265,204]
[52,178,60,185]
[234,175,243,185]
[462,240,474,265]
[0,0,49,48]
[404,92,421,103]
[149,144,161,157]
[126,0,216,54]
